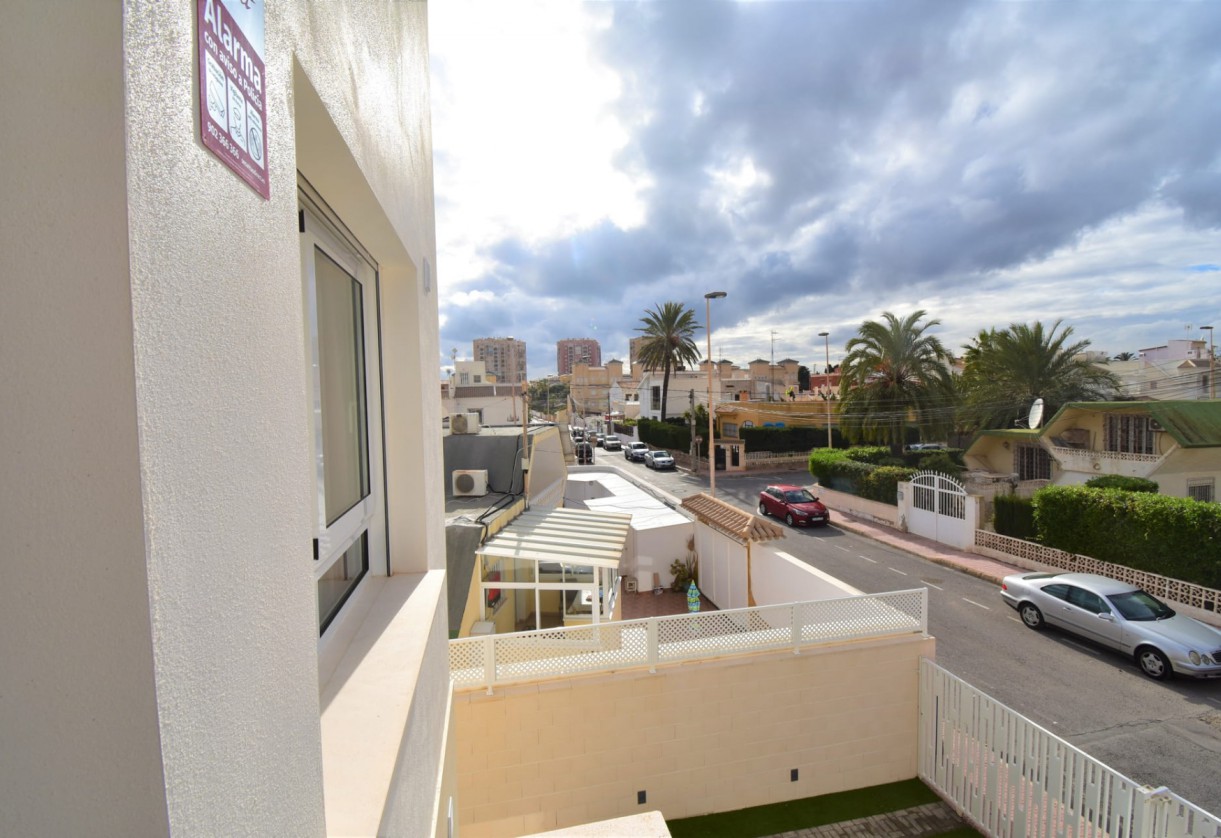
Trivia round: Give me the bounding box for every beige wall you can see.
[453,635,935,836]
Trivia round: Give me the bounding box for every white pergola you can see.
[477,508,632,632]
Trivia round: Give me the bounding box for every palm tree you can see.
[837,310,954,454]
[1113,351,1136,361]
[960,320,1119,430]
[636,302,702,422]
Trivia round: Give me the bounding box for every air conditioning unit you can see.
[452,469,489,497]
[450,413,481,434]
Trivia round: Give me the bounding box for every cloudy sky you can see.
[429,1,1221,380]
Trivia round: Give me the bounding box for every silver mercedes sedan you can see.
[1000,572,1221,680]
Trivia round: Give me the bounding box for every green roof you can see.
[1050,401,1221,448]
[969,400,1221,450]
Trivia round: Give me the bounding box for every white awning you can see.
[476,508,631,569]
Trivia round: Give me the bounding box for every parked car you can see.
[644,449,675,470]
[601,436,622,452]
[571,428,585,442]
[625,442,649,462]
[574,441,594,465]
[757,485,831,527]
[1000,571,1221,680]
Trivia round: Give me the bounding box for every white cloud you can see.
[430,1,647,288]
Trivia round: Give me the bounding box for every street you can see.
[604,452,1221,816]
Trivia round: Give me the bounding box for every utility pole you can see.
[770,330,776,401]
[688,389,696,470]
[819,331,832,449]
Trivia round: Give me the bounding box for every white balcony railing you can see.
[1048,445,1165,475]
[449,589,928,692]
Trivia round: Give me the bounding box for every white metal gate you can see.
[908,471,970,549]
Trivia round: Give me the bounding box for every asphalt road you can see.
[606,453,1221,817]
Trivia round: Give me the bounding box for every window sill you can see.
[319,570,447,837]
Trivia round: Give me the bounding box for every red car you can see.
[758,485,831,527]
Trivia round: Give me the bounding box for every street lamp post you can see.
[1203,326,1215,399]
[819,331,832,449]
[705,291,727,496]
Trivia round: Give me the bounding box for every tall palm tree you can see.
[838,310,954,454]
[960,320,1119,430]
[1112,351,1136,362]
[636,302,702,422]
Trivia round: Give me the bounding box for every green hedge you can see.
[636,418,690,452]
[1084,475,1159,493]
[741,425,842,453]
[1034,486,1221,588]
[993,494,1036,540]
[807,447,916,504]
[858,465,917,504]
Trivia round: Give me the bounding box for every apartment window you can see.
[1188,479,1214,503]
[722,423,739,438]
[1015,444,1051,481]
[1104,414,1156,455]
[651,386,661,411]
[302,200,385,635]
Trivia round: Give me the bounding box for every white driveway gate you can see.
[906,471,971,549]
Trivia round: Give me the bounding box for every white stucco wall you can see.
[1,5,170,835]
[2,2,448,836]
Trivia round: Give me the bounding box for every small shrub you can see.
[1084,475,1158,493]
[916,452,964,480]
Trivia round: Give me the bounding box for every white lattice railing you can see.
[975,530,1221,614]
[920,659,1221,838]
[1048,445,1164,467]
[449,589,928,692]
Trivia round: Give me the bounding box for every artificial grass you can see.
[666,778,972,838]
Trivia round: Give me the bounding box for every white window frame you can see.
[301,201,387,635]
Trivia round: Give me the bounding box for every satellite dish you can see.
[1028,398,1045,429]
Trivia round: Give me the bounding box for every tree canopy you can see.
[837,310,954,454]
[636,302,702,422]
[959,320,1119,430]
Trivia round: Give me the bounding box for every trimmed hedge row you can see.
[1035,486,1221,588]
[993,494,1036,541]
[807,447,917,505]
[636,418,690,453]
[740,425,843,453]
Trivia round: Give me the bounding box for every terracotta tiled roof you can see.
[680,492,786,544]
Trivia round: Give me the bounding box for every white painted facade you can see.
[1,3,451,836]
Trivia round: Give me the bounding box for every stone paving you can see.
[761,801,972,837]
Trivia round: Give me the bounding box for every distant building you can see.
[629,336,650,377]
[1138,340,1210,362]
[474,336,527,384]
[557,338,601,375]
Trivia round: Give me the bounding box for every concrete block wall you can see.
[452,634,935,836]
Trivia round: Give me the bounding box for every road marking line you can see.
[859,555,878,564]
[888,567,908,576]
[923,581,944,591]
[1206,697,1221,708]
[1008,616,1022,624]
[962,598,991,610]
[834,545,851,553]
